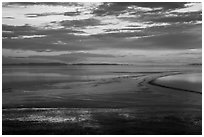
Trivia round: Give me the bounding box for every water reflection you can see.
[156,73,202,92]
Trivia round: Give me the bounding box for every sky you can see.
[2,2,202,65]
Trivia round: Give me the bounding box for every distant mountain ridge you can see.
[188,63,202,66]
[3,62,67,66]
[3,62,130,66]
[3,62,202,66]
[70,63,130,65]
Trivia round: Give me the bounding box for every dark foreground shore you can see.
[2,66,202,135]
[3,107,201,135]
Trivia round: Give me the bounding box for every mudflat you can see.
[2,65,202,135]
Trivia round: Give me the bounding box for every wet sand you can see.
[2,66,202,135]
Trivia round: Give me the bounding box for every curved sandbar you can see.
[149,73,202,94]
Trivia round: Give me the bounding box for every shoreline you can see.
[148,72,202,94]
[2,71,202,108]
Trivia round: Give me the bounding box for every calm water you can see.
[155,73,202,93]
[3,65,201,91]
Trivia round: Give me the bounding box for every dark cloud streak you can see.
[93,2,188,16]
[60,18,102,28]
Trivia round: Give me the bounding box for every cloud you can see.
[3,16,15,19]
[2,24,36,37]
[25,11,81,18]
[25,12,63,18]
[93,2,187,16]
[3,3,96,26]
[118,10,201,25]
[2,38,93,51]
[138,32,201,49]
[91,31,148,39]
[129,2,187,10]
[2,48,73,57]
[10,35,46,39]
[53,40,67,45]
[2,24,34,32]
[80,23,201,50]
[3,2,82,7]
[64,11,81,16]
[171,2,202,13]
[148,11,202,23]
[3,15,201,51]
[60,18,102,28]
[2,2,202,65]
[2,24,87,40]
